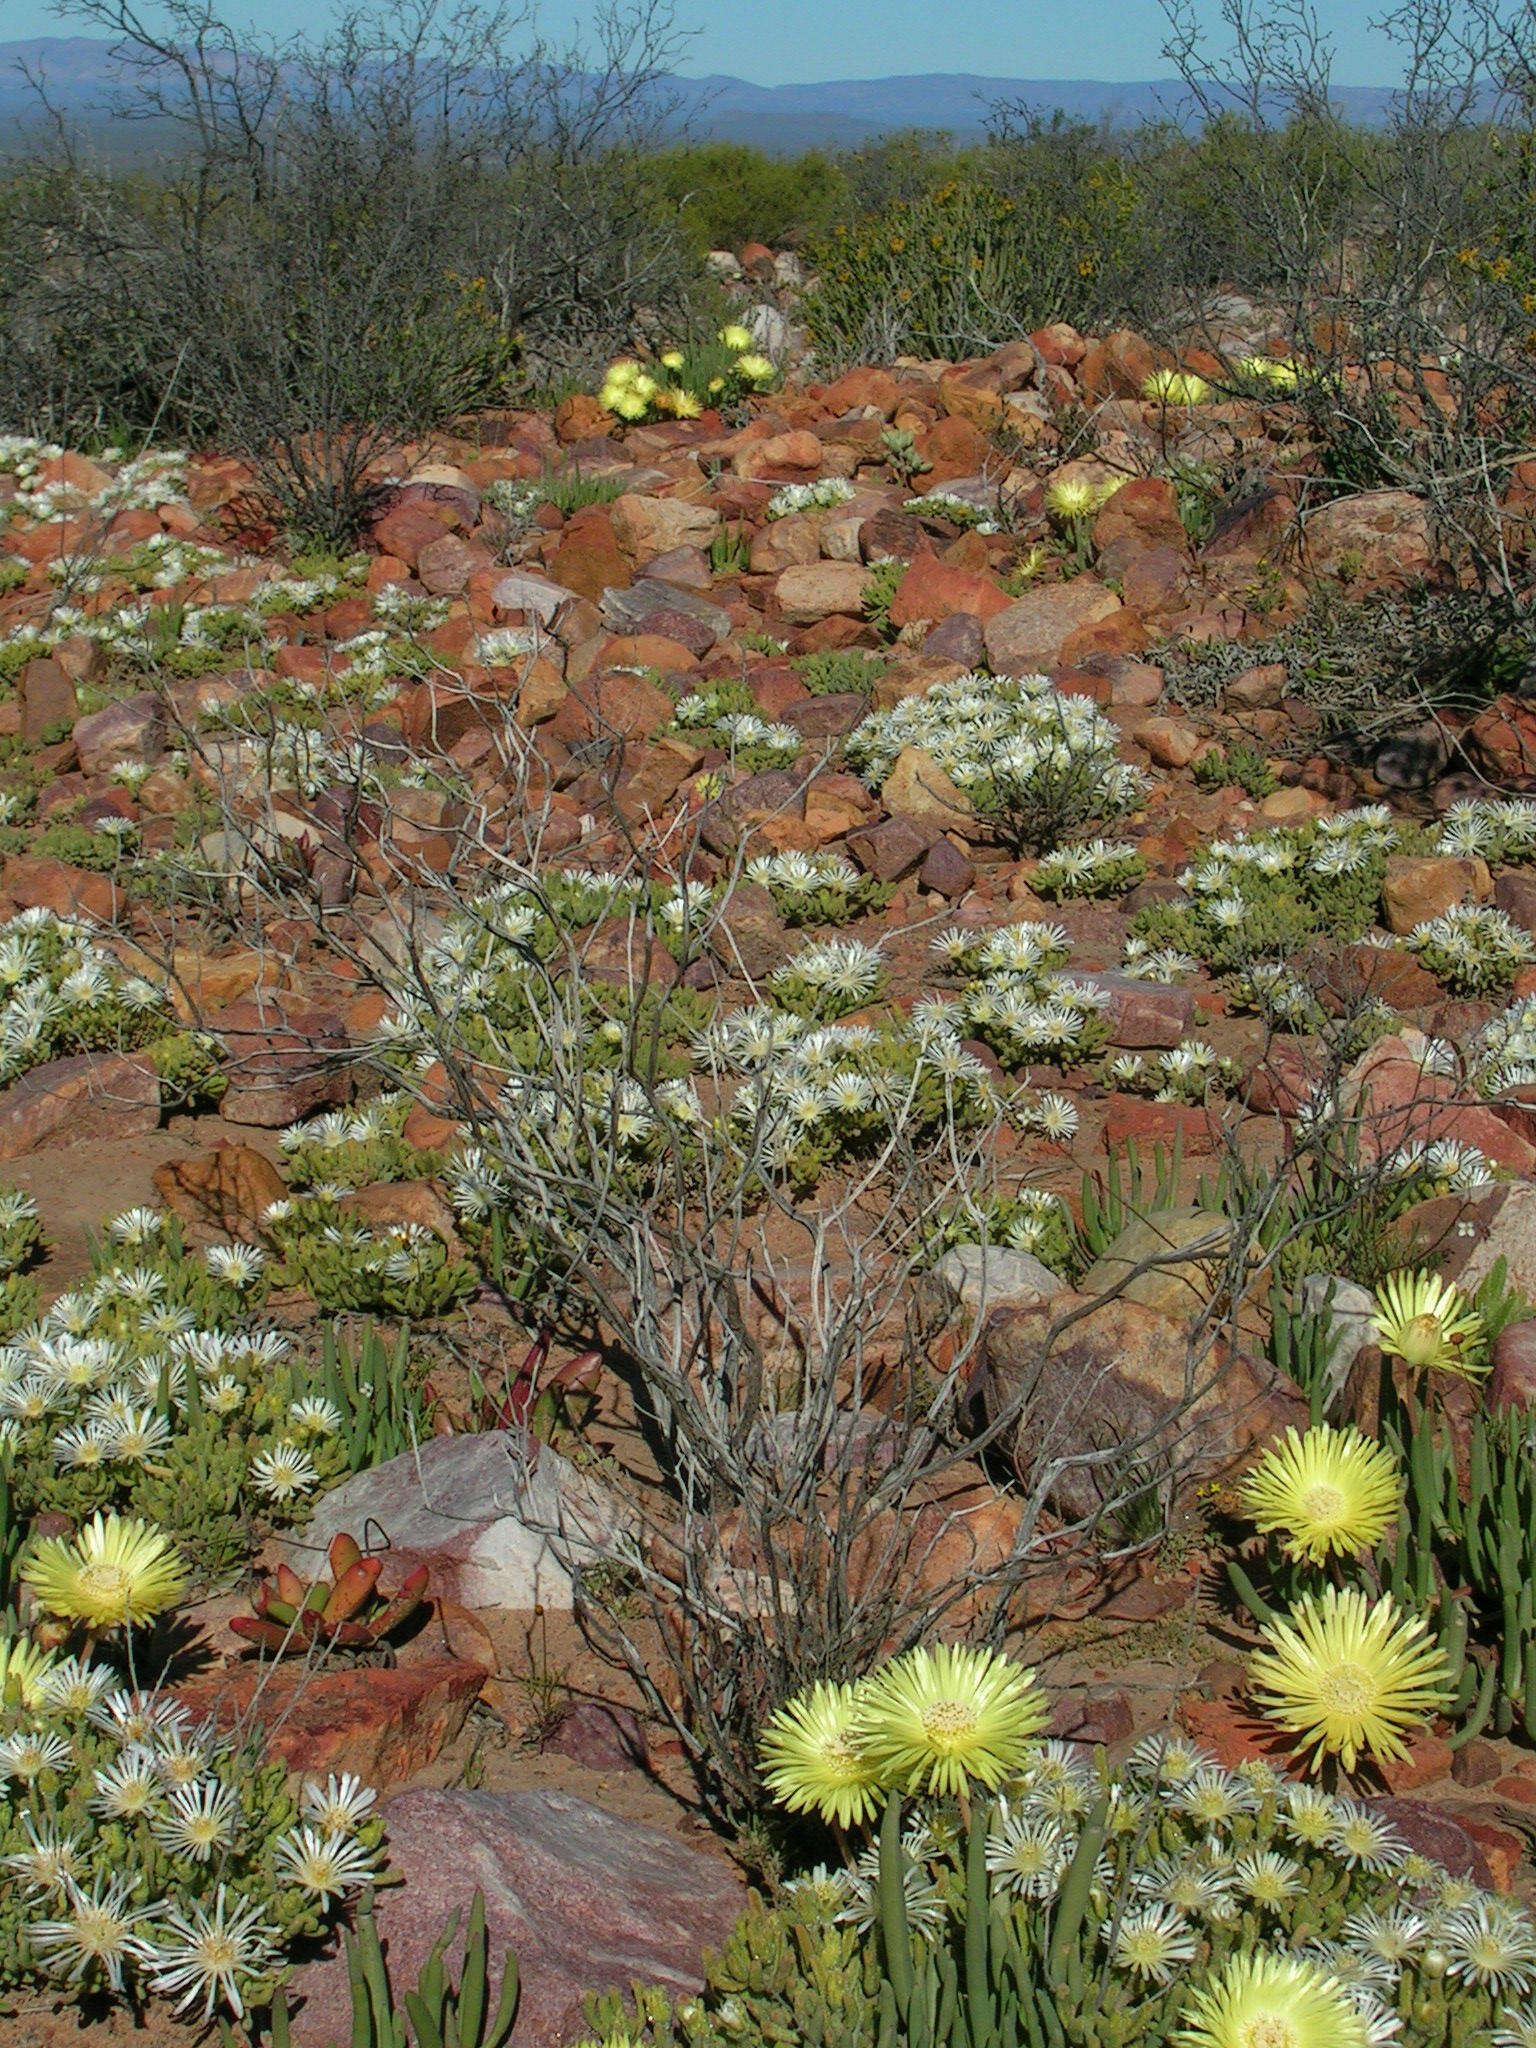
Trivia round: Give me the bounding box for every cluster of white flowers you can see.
[673,691,800,765]
[1034,837,1146,901]
[845,672,1147,837]
[903,489,1001,532]
[1468,993,1536,1095]
[0,1639,383,2020]
[932,919,1112,1067]
[827,1734,1536,2043]
[0,909,172,1086]
[371,582,450,630]
[770,936,885,1013]
[765,478,857,520]
[746,849,885,925]
[0,441,189,528]
[472,625,541,667]
[1407,903,1536,994]
[1104,1040,1229,1102]
[1434,797,1536,864]
[1119,935,1198,982]
[0,1205,329,1519]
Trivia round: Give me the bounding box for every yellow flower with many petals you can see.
[1237,1424,1404,1566]
[759,1679,883,1829]
[23,1513,187,1631]
[1247,1585,1451,1775]
[856,1644,1047,1799]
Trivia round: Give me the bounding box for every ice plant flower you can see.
[855,1644,1048,1799]
[22,1511,187,1630]
[1144,367,1211,405]
[1237,1424,1404,1565]
[1174,1949,1368,2048]
[0,1628,56,1708]
[758,1679,883,1830]
[148,1883,277,2020]
[1247,1586,1451,1776]
[1371,1268,1488,1379]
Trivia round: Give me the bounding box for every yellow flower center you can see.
[76,1904,125,1958]
[1318,1660,1372,1715]
[76,1560,132,1613]
[1239,2018,1299,2048]
[1399,1312,1445,1368]
[1299,1481,1348,1527]
[921,1697,977,1747]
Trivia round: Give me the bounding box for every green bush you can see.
[805,173,1133,364]
[641,142,849,253]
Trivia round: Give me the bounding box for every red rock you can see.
[1306,488,1431,586]
[371,496,455,568]
[734,429,823,478]
[846,815,931,881]
[18,659,76,742]
[211,997,349,1127]
[1093,477,1188,552]
[546,1699,649,1771]
[1467,695,1536,787]
[600,632,699,675]
[773,560,869,622]
[179,1657,482,1783]
[1078,329,1157,399]
[887,551,1010,628]
[918,836,976,898]
[781,692,868,739]
[1179,1695,1294,1768]
[2,854,116,923]
[284,1787,746,2048]
[984,579,1122,672]
[859,507,932,564]
[0,1051,160,1158]
[417,531,493,596]
[1074,973,1195,1049]
[549,524,631,603]
[73,692,164,776]
[152,1144,288,1243]
[821,367,901,416]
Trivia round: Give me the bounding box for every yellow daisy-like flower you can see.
[0,1630,56,1709]
[611,391,649,423]
[1239,353,1301,391]
[1247,1585,1451,1776]
[660,348,686,371]
[856,1644,1048,1799]
[1143,368,1211,405]
[670,389,704,419]
[758,1679,883,1829]
[735,353,776,386]
[718,323,753,352]
[1237,1424,1404,1565]
[1174,1950,1368,2048]
[1044,476,1100,521]
[605,357,642,387]
[1371,1268,1488,1380]
[23,1512,187,1631]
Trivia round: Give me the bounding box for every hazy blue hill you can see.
[0,37,1402,154]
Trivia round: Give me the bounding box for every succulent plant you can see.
[230,1533,430,1657]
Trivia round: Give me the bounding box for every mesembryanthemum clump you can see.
[0,1206,378,1578]
[589,1650,1531,2048]
[1407,903,1536,995]
[765,478,857,520]
[844,672,1148,852]
[744,850,893,927]
[1033,837,1147,901]
[0,1630,384,2021]
[0,909,214,1092]
[932,919,1113,1067]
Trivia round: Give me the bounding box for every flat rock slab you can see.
[0,1051,159,1159]
[286,1786,747,2048]
[178,1656,482,1785]
[600,575,734,647]
[272,1431,628,1612]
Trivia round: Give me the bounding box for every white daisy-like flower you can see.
[148,1882,278,2020]
[273,1824,379,1904]
[1441,1898,1536,1998]
[250,1441,320,1502]
[3,1813,83,1896]
[1108,1902,1198,1985]
[0,1727,73,1784]
[153,1777,240,1862]
[300,1771,378,1836]
[92,1748,165,1820]
[205,1241,265,1287]
[27,1872,159,1991]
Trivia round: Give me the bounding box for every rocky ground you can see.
[6,274,1536,2041]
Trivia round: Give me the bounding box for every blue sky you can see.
[8,0,1402,86]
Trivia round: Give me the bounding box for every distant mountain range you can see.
[0,37,1404,155]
